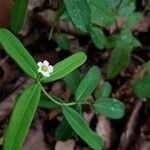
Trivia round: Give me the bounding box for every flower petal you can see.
[43,60,49,66]
[42,71,50,77]
[48,65,54,73]
[37,62,43,67]
[38,67,42,73]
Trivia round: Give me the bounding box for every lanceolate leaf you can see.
[0,29,38,79]
[106,35,119,49]
[89,0,116,27]
[126,12,143,27]
[89,26,107,50]
[59,10,71,21]
[107,29,141,79]
[39,94,64,109]
[75,66,100,102]
[62,106,103,150]
[145,61,150,74]
[93,98,125,119]
[63,0,90,32]
[107,43,131,79]
[118,0,135,17]
[55,119,73,141]
[134,74,150,98]
[56,33,71,50]
[42,52,87,83]
[10,0,30,33]
[3,82,41,150]
[95,82,112,99]
[63,69,81,95]
[55,104,83,141]
[38,94,58,109]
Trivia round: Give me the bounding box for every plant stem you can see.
[48,4,65,40]
[48,25,54,40]
[117,0,123,9]
[41,86,80,106]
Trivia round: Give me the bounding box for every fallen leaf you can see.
[55,139,75,150]
[23,122,48,150]
[96,116,112,149]
[0,0,12,27]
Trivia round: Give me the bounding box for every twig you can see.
[0,56,9,66]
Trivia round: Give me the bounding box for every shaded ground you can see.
[0,0,150,150]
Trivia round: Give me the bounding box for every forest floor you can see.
[0,0,150,150]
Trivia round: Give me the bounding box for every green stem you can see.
[117,0,123,9]
[41,86,80,106]
[48,4,65,40]
[48,25,54,40]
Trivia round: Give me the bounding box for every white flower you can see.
[37,60,53,77]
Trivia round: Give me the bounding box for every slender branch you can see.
[41,86,82,106]
[117,0,123,9]
[48,25,54,40]
[0,56,9,66]
[48,4,65,40]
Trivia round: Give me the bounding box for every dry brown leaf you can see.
[83,111,94,124]
[28,0,45,11]
[96,116,112,149]
[118,101,143,150]
[0,0,12,27]
[0,78,32,121]
[23,123,48,150]
[55,139,75,150]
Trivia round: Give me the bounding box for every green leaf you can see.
[145,61,150,74]
[107,29,141,79]
[59,11,71,21]
[39,94,63,109]
[55,102,83,141]
[89,0,116,27]
[55,119,73,141]
[63,0,90,32]
[95,82,112,99]
[63,69,81,95]
[93,98,125,119]
[0,29,38,79]
[48,5,66,40]
[75,66,100,102]
[42,52,87,83]
[38,94,58,109]
[107,35,119,49]
[118,0,135,17]
[62,106,103,150]
[10,0,30,33]
[107,43,131,79]
[54,4,66,22]
[89,26,107,50]
[56,34,71,50]
[134,74,150,98]
[106,0,120,8]
[126,12,143,27]
[3,82,41,150]
[56,104,82,141]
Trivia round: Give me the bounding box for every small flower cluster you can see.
[37,60,53,77]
